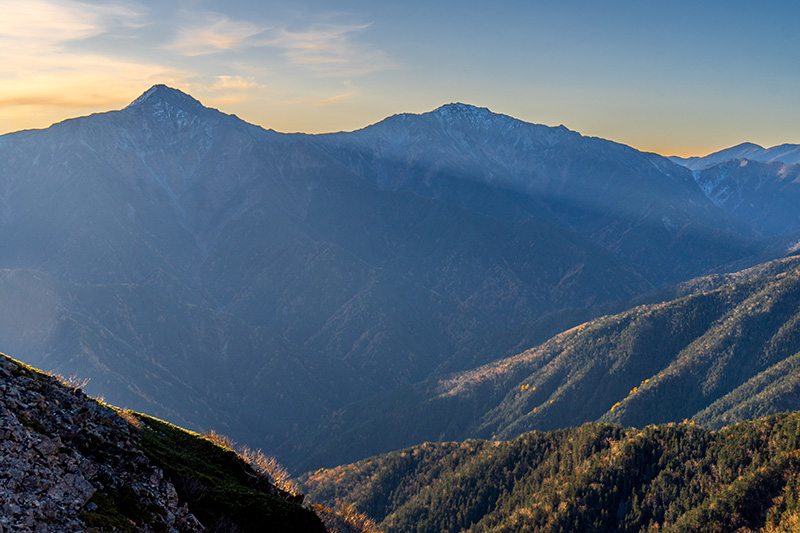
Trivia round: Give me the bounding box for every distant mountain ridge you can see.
[671,141,800,170]
[0,84,793,471]
[693,158,800,236]
[286,256,800,471]
[316,101,758,284]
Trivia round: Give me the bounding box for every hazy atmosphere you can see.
[6,1,800,531]
[2,0,799,155]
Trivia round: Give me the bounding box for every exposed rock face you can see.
[0,354,204,532]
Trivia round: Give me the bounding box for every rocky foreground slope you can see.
[0,352,325,532]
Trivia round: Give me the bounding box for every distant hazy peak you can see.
[369,102,504,128]
[731,141,765,150]
[367,102,575,141]
[429,103,579,142]
[671,141,800,170]
[126,84,206,113]
[710,142,766,158]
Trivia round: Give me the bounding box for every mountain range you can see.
[1,84,799,471]
[691,159,800,236]
[670,142,800,170]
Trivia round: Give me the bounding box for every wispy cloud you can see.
[271,23,393,77]
[170,12,267,56]
[0,55,184,105]
[0,0,181,101]
[0,0,185,132]
[312,91,357,106]
[0,0,144,42]
[208,75,262,91]
[186,75,266,106]
[0,0,154,82]
[280,89,358,108]
[169,10,393,77]
[0,2,395,133]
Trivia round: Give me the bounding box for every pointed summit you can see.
[126,84,205,112]
[121,84,242,132]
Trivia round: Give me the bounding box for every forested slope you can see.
[303,413,800,532]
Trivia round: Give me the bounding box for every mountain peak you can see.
[415,102,531,135]
[429,102,501,125]
[122,84,231,132]
[672,141,800,170]
[126,84,206,113]
[433,102,493,116]
[731,141,765,150]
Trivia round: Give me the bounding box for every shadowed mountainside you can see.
[286,256,800,471]
[693,159,800,236]
[0,85,789,469]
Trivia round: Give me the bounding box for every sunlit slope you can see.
[302,414,800,533]
[475,256,800,436]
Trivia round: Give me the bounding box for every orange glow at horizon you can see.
[0,91,786,162]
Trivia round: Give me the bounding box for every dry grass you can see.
[239,445,299,496]
[201,429,299,495]
[203,429,236,450]
[55,373,91,391]
[311,503,382,533]
[115,408,142,429]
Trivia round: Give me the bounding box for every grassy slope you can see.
[0,352,326,532]
[134,414,325,532]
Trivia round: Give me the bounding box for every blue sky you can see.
[1,0,798,155]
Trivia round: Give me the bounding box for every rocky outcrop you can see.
[0,351,328,532]
[0,354,203,532]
